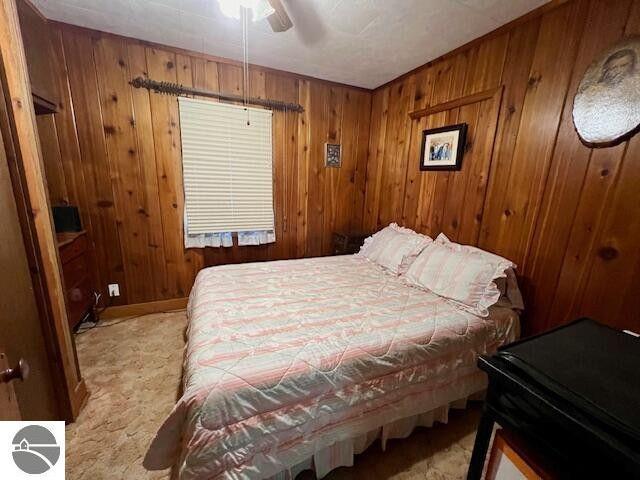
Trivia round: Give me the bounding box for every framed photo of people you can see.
[419,123,468,171]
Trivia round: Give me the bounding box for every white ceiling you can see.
[32,0,547,89]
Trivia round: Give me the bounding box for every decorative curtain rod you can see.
[129,77,304,113]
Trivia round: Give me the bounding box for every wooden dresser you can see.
[57,231,94,329]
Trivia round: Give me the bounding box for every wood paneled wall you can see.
[40,24,371,305]
[38,1,640,334]
[362,0,640,334]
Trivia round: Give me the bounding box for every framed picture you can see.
[419,123,467,171]
[325,143,341,168]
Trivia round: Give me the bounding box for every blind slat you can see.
[179,97,274,235]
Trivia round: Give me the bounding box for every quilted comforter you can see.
[144,255,518,479]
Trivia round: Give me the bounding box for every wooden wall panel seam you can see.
[518,1,597,274]
[571,140,631,315]
[522,0,634,330]
[61,28,128,304]
[478,19,542,255]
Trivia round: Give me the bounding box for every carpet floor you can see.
[66,311,481,480]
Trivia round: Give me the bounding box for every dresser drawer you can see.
[59,233,87,264]
[66,279,93,328]
[57,231,94,329]
[62,254,88,288]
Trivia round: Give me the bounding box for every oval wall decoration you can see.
[573,36,640,147]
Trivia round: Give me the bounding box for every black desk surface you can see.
[495,318,640,441]
[467,318,640,479]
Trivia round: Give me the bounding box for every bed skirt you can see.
[268,391,484,480]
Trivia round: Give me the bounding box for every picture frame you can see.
[419,123,468,171]
[325,143,341,168]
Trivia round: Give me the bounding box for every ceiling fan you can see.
[217,0,293,32]
[265,0,293,32]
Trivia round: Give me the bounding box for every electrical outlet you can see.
[108,283,120,297]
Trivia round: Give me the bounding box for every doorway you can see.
[0,111,59,419]
[0,0,87,420]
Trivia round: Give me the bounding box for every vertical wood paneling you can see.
[145,47,193,298]
[479,18,542,255]
[615,2,640,323]
[549,141,625,319]
[284,97,301,257]
[400,66,436,230]
[62,29,127,304]
[303,82,327,257]
[40,0,640,334]
[414,57,467,237]
[548,0,638,326]
[36,115,66,204]
[93,36,155,302]
[480,1,588,266]
[266,72,298,260]
[362,0,640,334]
[362,88,389,232]
[43,25,371,304]
[376,76,415,227]
[524,0,633,329]
[126,42,169,300]
[48,28,87,213]
[280,83,301,259]
[342,90,372,234]
[48,26,99,290]
[321,86,344,254]
[577,2,640,321]
[175,53,206,277]
[295,79,311,258]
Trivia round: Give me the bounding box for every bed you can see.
[144,254,519,480]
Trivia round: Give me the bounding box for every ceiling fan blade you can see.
[266,0,293,32]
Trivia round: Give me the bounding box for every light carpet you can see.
[66,311,480,480]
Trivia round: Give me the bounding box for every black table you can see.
[467,318,640,479]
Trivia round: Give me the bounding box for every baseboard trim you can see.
[101,297,188,320]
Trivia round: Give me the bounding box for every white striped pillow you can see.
[358,224,432,275]
[404,233,515,316]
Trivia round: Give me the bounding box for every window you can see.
[178,97,274,236]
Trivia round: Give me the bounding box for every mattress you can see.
[144,255,519,480]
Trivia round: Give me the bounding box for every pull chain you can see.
[242,6,251,125]
[282,105,288,232]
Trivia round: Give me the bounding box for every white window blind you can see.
[178,97,274,234]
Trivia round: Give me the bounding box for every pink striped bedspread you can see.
[144,255,518,479]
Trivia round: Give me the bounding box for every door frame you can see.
[0,0,86,420]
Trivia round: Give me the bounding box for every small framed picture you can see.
[419,123,468,171]
[325,143,341,168]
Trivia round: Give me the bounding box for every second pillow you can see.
[358,223,432,275]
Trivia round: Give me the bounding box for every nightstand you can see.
[332,231,371,255]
